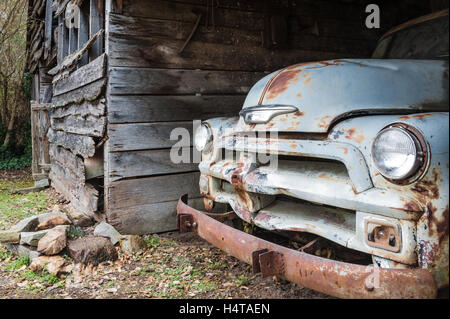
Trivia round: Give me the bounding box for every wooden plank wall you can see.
[104,0,397,235]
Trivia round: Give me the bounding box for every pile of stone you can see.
[0,212,147,278]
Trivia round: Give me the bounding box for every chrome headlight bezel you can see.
[194,123,213,153]
[371,124,428,184]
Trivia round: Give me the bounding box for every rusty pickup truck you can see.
[177,9,449,298]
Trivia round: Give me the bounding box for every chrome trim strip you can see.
[239,105,299,124]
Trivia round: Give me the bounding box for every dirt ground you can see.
[0,170,329,299]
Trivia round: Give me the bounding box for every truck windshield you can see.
[372,13,449,60]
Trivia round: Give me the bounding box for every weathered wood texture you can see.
[47,36,107,217]
[108,148,198,182]
[30,102,51,181]
[48,129,96,159]
[109,68,265,95]
[53,54,106,95]
[108,122,193,152]
[52,78,106,107]
[50,161,99,216]
[106,172,202,234]
[108,95,244,124]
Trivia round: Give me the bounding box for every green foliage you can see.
[6,256,30,271]
[0,178,48,230]
[0,119,32,170]
[144,236,161,249]
[21,269,61,285]
[0,246,12,260]
[68,226,85,239]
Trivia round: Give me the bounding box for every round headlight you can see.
[194,123,213,152]
[372,126,424,181]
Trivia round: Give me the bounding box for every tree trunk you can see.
[2,106,15,147]
[1,77,8,125]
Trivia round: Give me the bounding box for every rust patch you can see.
[317,115,332,128]
[265,70,303,100]
[318,173,339,182]
[413,113,433,120]
[427,204,449,245]
[336,146,348,155]
[303,78,312,85]
[411,168,441,202]
[343,128,365,144]
[297,93,302,98]
[399,115,411,120]
[294,111,305,117]
[403,201,421,212]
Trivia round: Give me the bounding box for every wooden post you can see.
[78,1,90,66]
[89,0,104,61]
[30,101,41,180]
[43,0,53,60]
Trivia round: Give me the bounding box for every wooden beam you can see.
[51,114,106,138]
[108,95,244,124]
[108,148,198,182]
[107,172,201,210]
[108,67,265,95]
[53,53,106,96]
[48,129,96,158]
[52,77,106,107]
[108,122,193,152]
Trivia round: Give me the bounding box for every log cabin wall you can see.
[103,0,427,235]
[38,0,107,222]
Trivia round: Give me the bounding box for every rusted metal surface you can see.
[328,113,449,288]
[177,195,438,299]
[199,159,422,221]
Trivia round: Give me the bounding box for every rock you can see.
[36,215,71,231]
[6,212,68,234]
[3,244,42,260]
[30,256,66,277]
[35,179,50,188]
[0,230,20,243]
[18,245,42,260]
[93,222,121,245]
[20,230,49,246]
[9,216,39,232]
[65,208,94,227]
[37,226,68,256]
[119,235,147,254]
[67,236,118,265]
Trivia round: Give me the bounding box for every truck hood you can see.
[240,59,449,133]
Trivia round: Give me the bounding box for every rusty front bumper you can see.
[176,195,438,299]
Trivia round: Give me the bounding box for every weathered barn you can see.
[26,0,446,234]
